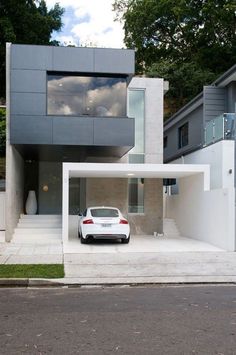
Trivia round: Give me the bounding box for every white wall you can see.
[165,174,235,251]
[5,146,24,241]
[170,140,234,190]
[128,78,165,232]
[0,192,5,230]
[128,77,164,164]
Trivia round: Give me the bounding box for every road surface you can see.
[0,285,236,354]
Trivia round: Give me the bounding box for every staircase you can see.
[12,215,62,244]
[163,218,182,238]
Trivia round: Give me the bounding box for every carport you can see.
[62,162,213,245]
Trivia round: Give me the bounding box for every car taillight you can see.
[83,219,94,224]
[119,219,128,224]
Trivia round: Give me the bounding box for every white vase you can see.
[25,190,37,215]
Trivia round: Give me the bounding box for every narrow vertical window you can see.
[128,89,145,213]
[178,122,188,148]
[164,136,168,148]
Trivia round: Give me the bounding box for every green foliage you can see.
[147,61,217,118]
[114,0,236,115]
[114,0,236,72]
[0,264,65,278]
[0,0,64,99]
[0,107,6,156]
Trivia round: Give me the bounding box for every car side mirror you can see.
[78,212,83,216]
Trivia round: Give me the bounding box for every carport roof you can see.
[64,163,210,190]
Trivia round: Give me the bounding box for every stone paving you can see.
[0,231,63,264]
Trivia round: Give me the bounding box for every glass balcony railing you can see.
[204,113,236,146]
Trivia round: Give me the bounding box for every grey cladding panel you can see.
[94,118,134,146]
[52,117,94,145]
[11,93,46,115]
[11,70,46,93]
[203,86,226,122]
[11,45,53,70]
[164,106,203,162]
[10,116,52,144]
[94,49,135,74]
[52,47,94,72]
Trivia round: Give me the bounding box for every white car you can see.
[78,206,130,244]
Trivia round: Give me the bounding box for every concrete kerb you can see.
[1,277,236,288]
[0,278,64,287]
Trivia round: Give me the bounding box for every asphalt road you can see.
[0,285,236,354]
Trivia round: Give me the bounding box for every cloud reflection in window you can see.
[47,75,127,117]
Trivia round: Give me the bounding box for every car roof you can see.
[88,206,119,210]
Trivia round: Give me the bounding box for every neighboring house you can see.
[163,65,236,251]
[5,43,167,242]
[164,64,236,164]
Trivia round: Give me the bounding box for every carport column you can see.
[62,164,69,243]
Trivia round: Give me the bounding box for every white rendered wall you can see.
[0,192,5,230]
[165,174,235,251]
[170,140,234,190]
[128,77,165,233]
[5,43,25,241]
[5,146,24,242]
[128,77,164,164]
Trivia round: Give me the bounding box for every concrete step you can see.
[12,214,63,244]
[14,228,62,235]
[20,215,62,221]
[12,235,62,244]
[163,218,181,238]
[17,222,62,228]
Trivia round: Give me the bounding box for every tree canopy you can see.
[114,0,236,116]
[0,0,64,99]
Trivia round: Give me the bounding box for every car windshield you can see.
[90,208,119,218]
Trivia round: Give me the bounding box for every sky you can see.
[45,0,125,48]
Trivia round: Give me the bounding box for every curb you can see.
[0,278,236,288]
[0,278,64,287]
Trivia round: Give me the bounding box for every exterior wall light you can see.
[42,185,49,192]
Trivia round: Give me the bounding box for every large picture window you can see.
[47,73,127,117]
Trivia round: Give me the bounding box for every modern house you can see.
[5,43,169,243]
[5,43,234,251]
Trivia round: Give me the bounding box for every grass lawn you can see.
[0,264,64,278]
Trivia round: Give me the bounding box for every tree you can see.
[113,0,236,115]
[0,0,64,99]
[147,61,216,118]
[114,0,236,72]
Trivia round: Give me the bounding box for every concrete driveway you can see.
[62,234,236,284]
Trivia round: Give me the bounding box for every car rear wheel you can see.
[121,235,130,244]
[80,235,87,244]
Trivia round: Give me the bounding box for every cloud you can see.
[45,0,125,48]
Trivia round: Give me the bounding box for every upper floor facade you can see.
[7,44,135,160]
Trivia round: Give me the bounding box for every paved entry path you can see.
[63,236,236,284]
[0,241,63,264]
